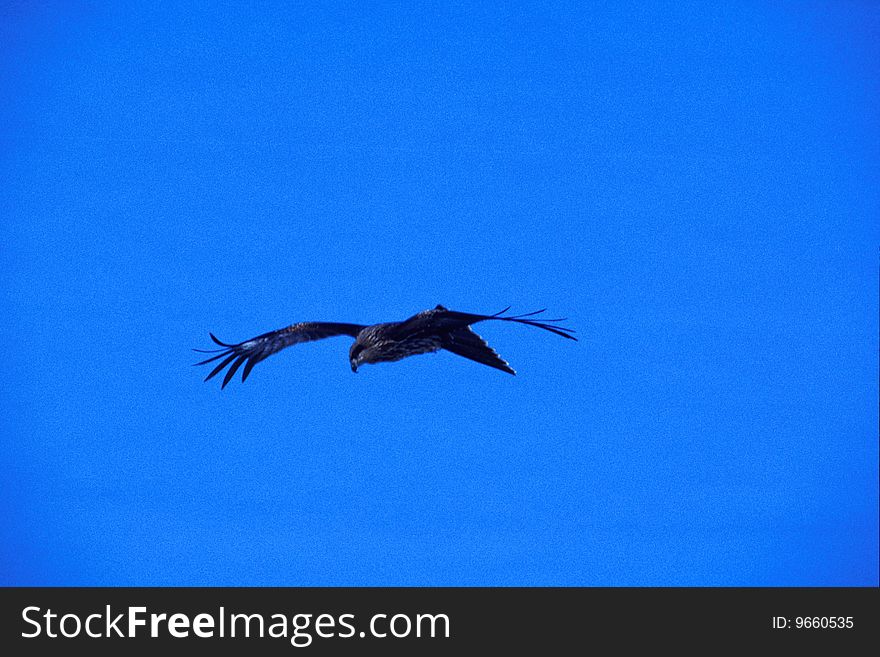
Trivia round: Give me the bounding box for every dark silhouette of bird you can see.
[194,305,576,388]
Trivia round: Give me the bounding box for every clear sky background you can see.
[1,2,877,586]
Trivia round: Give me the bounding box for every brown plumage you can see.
[194,305,576,388]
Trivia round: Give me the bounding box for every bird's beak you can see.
[350,362,358,373]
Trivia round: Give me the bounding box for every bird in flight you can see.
[194,305,576,388]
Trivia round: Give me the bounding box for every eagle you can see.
[194,305,576,388]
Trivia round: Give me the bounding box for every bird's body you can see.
[194,305,576,388]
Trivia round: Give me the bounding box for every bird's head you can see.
[349,342,365,373]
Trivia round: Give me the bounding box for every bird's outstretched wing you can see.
[394,306,578,341]
[194,322,365,388]
[391,306,575,375]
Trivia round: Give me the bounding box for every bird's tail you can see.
[441,326,518,374]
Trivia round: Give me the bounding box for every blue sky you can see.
[1,2,877,586]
